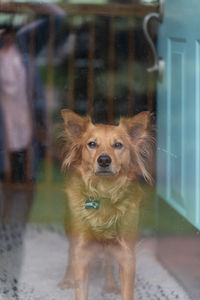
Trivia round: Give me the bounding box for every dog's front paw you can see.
[58,278,74,289]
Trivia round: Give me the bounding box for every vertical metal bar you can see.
[127,18,135,116]
[67,16,75,110]
[108,17,115,123]
[147,71,155,112]
[87,17,95,117]
[147,23,156,112]
[147,35,156,112]
[45,15,55,184]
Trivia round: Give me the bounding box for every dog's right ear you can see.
[61,109,91,138]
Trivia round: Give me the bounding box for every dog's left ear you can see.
[120,111,155,183]
[120,111,151,142]
[61,109,91,138]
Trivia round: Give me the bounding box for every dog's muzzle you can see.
[95,155,115,176]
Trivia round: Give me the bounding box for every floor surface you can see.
[0,224,191,300]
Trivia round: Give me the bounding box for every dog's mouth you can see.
[95,167,116,176]
[95,171,115,176]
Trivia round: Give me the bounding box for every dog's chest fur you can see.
[65,173,140,240]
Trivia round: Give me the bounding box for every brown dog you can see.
[59,109,154,300]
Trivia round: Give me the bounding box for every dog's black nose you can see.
[97,155,112,168]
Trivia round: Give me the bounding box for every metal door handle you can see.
[143,0,165,82]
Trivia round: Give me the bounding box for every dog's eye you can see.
[113,142,123,149]
[88,141,98,149]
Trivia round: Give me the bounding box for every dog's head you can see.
[61,109,154,183]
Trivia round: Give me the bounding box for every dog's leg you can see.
[112,239,136,300]
[119,254,136,300]
[73,237,91,300]
[59,239,74,289]
[103,252,120,294]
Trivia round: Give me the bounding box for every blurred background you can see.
[0,0,157,228]
[0,1,199,300]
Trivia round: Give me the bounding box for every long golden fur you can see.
[59,109,154,300]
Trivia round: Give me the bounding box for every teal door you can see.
[157,0,200,229]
